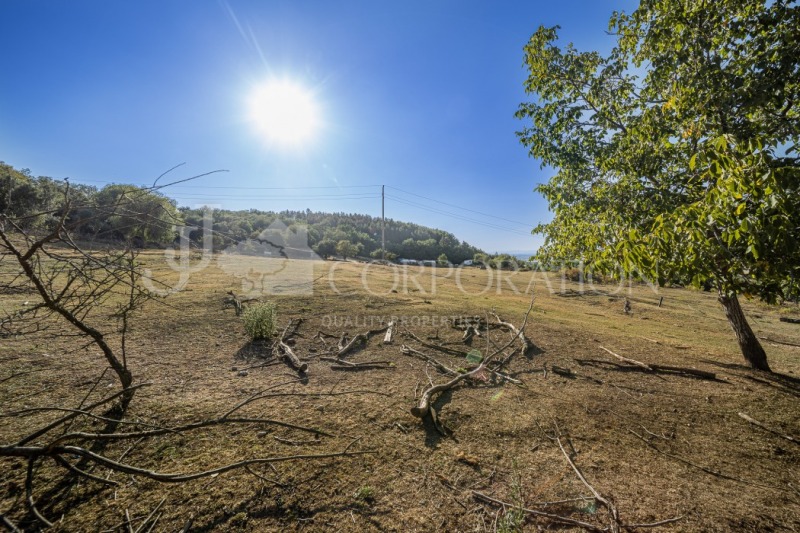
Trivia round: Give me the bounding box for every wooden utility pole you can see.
[382,185,386,261]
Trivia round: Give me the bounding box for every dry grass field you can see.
[2,251,799,531]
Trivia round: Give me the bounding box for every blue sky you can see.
[1,0,635,254]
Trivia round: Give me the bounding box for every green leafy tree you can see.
[313,238,337,259]
[95,184,180,244]
[437,252,449,266]
[335,239,362,260]
[0,163,44,225]
[370,248,397,261]
[517,0,800,371]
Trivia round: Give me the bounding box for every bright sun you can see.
[248,80,319,146]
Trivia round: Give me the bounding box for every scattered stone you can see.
[237,370,249,377]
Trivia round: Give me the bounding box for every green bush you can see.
[242,302,277,340]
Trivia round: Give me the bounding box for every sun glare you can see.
[248,80,319,147]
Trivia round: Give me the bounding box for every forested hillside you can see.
[0,162,484,263]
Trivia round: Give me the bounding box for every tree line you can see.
[0,162,486,263]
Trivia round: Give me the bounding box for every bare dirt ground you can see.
[2,253,799,531]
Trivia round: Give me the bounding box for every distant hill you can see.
[0,161,484,264]
[179,207,485,264]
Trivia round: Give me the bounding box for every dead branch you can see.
[45,416,333,446]
[276,342,308,373]
[224,291,260,315]
[599,346,716,380]
[274,319,308,373]
[411,295,535,419]
[133,497,166,533]
[628,429,778,490]
[472,491,604,532]
[274,436,322,446]
[1,514,23,533]
[599,346,653,371]
[758,336,800,348]
[320,356,394,370]
[400,345,458,375]
[779,317,800,324]
[491,311,533,355]
[337,333,349,351]
[737,412,798,445]
[556,436,620,532]
[14,383,151,447]
[5,443,375,483]
[400,345,521,384]
[411,365,481,418]
[462,325,481,343]
[551,365,575,378]
[490,347,521,370]
[406,331,470,356]
[25,459,52,527]
[336,325,390,359]
[383,321,395,344]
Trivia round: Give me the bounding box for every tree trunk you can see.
[718,292,771,371]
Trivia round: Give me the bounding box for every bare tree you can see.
[0,178,369,530]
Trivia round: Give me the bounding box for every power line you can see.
[167,193,380,200]
[68,178,382,191]
[385,195,533,237]
[61,176,534,239]
[385,185,534,228]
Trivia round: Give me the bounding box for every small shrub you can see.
[242,302,277,340]
[354,485,375,503]
[562,267,583,282]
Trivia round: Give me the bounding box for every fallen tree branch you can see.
[26,458,52,528]
[5,444,376,483]
[411,295,535,419]
[491,311,533,356]
[383,321,395,344]
[320,356,393,370]
[274,436,322,446]
[599,346,652,371]
[462,325,480,343]
[400,345,458,375]
[15,383,151,447]
[133,497,166,533]
[410,365,482,418]
[0,515,22,533]
[758,336,800,348]
[406,332,469,357]
[628,429,778,490]
[738,412,798,445]
[472,491,604,532]
[599,346,716,380]
[46,416,333,445]
[472,427,682,531]
[273,319,308,373]
[556,436,619,532]
[401,345,521,385]
[336,325,389,359]
[490,347,521,371]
